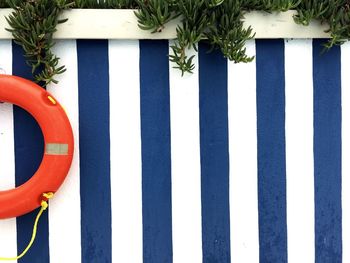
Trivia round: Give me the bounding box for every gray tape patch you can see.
[45,143,69,155]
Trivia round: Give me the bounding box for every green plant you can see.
[5,0,73,86]
[73,0,137,8]
[0,0,7,8]
[136,0,350,74]
[134,0,179,33]
[295,0,350,47]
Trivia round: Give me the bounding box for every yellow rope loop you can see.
[0,192,54,261]
[42,192,54,200]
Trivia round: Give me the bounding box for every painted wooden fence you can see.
[0,39,350,263]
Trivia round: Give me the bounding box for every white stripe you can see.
[0,41,14,190]
[0,40,17,261]
[47,40,82,263]
[169,42,202,263]
[342,41,350,263]
[228,40,259,263]
[285,39,314,263]
[109,40,143,263]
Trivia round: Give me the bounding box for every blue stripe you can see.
[12,42,50,262]
[313,40,342,262]
[77,40,112,263]
[139,40,173,263]
[199,43,231,263]
[256,39,287,263]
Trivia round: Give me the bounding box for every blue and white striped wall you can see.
[0,39,350,263]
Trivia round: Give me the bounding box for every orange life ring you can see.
[0,75,74,219]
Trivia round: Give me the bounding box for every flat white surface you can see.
[228,40,259,263]
[170,42,203,263]
[285,39,314,263]
[0,41,14,191]
[0,9,11,39]
[0,40,17,261]
[247,11,329,39]
[47,40,82,263]
[342,42,350,263]
[0,9,330,39]
[109,40,143,263]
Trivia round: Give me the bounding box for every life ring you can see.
[0,75,74,219]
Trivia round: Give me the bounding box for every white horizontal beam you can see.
[0,9,330,40]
